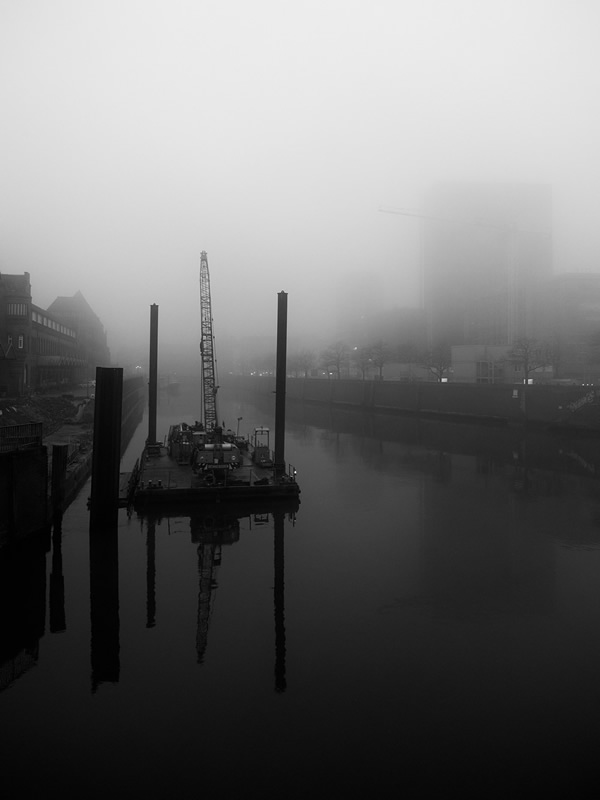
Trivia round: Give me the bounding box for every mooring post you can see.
[148,304,159,445]
[90,366,123,524]
[274,291,288,480]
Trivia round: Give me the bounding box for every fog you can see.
[1,0,599,370]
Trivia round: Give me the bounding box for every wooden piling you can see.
[274,292,288,479]
[148,304,159,445]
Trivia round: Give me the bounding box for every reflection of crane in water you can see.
[142,503,297,689]
[196,543,220,664]
[193,513,241,664]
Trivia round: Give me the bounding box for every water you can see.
[3,378,600,796]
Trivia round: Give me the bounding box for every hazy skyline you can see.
[1,0,599,364]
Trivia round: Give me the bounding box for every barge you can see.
[123,255,300,510]
[127,422,299,508]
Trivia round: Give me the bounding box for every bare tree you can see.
[296,349,315,378]
[368,339,391,380]
[320,340,350,379]
[287,352,303,378]
[508,337,552,418]
[586,329,600,369]
[352,345,372,380]
[508,337,550,383]
[420,343,452,382]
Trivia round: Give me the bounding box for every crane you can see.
[199,251,218,432]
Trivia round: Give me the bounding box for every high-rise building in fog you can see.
[537,273,600,382]
[422,182,553,346]
[334,271,383,344]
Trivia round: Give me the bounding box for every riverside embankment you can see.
[0,374,145,548]
[233,375,600,432]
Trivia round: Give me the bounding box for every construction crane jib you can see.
[199,251,218,432]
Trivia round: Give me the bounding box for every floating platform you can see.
[121,442,300,509]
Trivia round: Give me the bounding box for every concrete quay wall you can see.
[236,376,600,429]
[0,374,147,549]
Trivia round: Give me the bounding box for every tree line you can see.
[287,340,452,382]
[287,336,567,383]
[246,335,584,384]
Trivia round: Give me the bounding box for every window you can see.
[476,360,504,384]
[476,361,490,381]
[18,335,24,349]
[6,302,27,316]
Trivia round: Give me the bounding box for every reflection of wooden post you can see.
[146,521,156,629]
[89,517,120,691]
[274,292,288,480]
[90,367,123,524]
[51,443,68,517]
[49,518,66,633]
[274,510,286,692]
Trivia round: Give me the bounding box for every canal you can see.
[3,377,600,796]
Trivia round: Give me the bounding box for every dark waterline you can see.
[3,377,600,796]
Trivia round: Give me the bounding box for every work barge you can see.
[122,255,300,510]
[129,421,300,508]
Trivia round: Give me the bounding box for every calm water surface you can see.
[3,379,600,796]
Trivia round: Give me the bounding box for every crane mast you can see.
[199,251,218,432]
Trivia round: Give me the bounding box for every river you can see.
[2,377,600,797]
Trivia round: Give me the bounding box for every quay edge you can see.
[0,374,145,550]
[235,375,600,431]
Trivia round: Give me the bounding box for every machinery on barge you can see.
[127,254,299,508]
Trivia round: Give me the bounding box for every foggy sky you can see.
[1,0,599,366]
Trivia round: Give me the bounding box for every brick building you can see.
[0,272,110,396]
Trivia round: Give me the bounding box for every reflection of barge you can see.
[136,502,294,684]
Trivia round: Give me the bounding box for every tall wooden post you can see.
[274,292,288,480]
[148,304,159,445]
[90,366,123,524]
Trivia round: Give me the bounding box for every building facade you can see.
[536,273,600,383]
[0,272,110,396]
[422,182,553,347]
[47,291,110,380]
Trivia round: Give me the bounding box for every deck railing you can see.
[0,423,44,453]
